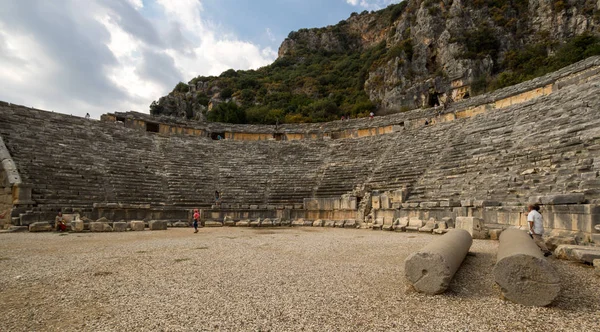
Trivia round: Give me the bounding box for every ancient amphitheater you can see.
[1,57,600,331]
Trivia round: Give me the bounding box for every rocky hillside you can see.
[150,0,600,123]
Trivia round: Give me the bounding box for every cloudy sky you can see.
[0,0,400,118]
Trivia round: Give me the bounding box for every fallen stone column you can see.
[404,229,473,294]
[493,228,560,307]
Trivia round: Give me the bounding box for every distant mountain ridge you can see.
[150,0,600,124]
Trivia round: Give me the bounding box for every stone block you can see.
[442,217,455,228]
[543,234,576,251]
[335,220,345,228]
[394,217,409,232]
[473,200,500,207]
[432,228,450,235]
[344,220,357,228]
[90,222,106,232]
[96,217,111,223]
[312,219,323,227]
[173,221,189,227]
[261,218,273,227]
[372,196,381,209]
[555,245,600,264]
[382,225,393,231]
[420,202,440,208]
[130,220,145,231]
[149,220,167,230]
[113,222,127,232]
[272,218,281,227]
[236,220,250,227]
[71,220,84,232]
[250,220,261,227]
[460,199,473,207]
[455,217,487,239]
[440,200,461,207]
[372,223,383,230]
[204,221,223,227]
[280,220,292,227]
[324,220,336,227]
[29,222,52,232]
[224,219,236,227]
[250,205,259,210]
[539,194,586,205]
[418,218,437,233]
[435,221,447,230]
[406,218,424,232]
[291,219,305,227]
[380,195,390,209]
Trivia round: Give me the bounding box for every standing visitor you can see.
[527,204,552,257]
[369,112,374,119]
[193,209,200,233]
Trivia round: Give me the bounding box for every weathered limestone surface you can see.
[418,218,437,233]
[555,245,600,264]
[455,217,487,239]
[404,229,473,294]
[493,228,560,307]
[406,219,424,232]
[236,220,250,227]
[28,222,51,232]
[130,220,145,231]
[71,220,84,232]
[113,221,127,232]
[149,220,167,230]
[90,222,112,232]
[594,259,600,276]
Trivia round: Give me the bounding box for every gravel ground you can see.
[0,228,598,331]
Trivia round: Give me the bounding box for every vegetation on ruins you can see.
[150,0,600,124]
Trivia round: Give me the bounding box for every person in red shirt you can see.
[193,209,200,233]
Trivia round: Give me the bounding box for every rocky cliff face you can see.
[151,0,600,122]
[369,0,600,111]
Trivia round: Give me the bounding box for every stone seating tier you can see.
[1,60,600,215]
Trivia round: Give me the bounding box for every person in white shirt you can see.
[527,204,552,257]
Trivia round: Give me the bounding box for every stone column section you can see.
[404,229,473,294]
[0,136,33,227]
[493,228,560,306]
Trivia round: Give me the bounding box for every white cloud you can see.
[0,0,277,119]
[346,0,402,10]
